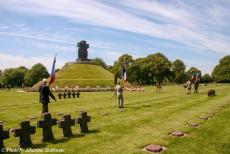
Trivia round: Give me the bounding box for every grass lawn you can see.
[0,84,230,154]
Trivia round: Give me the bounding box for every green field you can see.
[1,84,230,154]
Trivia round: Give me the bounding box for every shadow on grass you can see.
[31,142,48,148]
[69,133,85,138]
[85,129,100,134]
[48,138,70,144]
[125,104,152,109]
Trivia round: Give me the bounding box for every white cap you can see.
[42,78,47,83]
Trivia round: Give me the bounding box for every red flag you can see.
[49,55,56,85]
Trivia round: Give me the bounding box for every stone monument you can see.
[76,40,91,63]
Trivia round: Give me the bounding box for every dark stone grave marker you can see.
[37,113,57,142]
[188,122,199,127]
[12,121,36,148]
[200,116,208,120]
[76,111,91,133]
[0,124,9,150]
[72,92,76,98]
[76,92,80,98]
[63,93,67,99]
[145,144,163,153]
[58,115,75,137]
[58,93,62,99]
[170,131,185,137]
[67,91,71,98]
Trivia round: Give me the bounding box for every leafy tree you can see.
[145,52,171,83]
[1,66,28,87]
[186,67,201,80]
[112,54,133,79]
[212,55,230,83]
[129,59,142,84]
[92,58,108,69]
[25,63,49,86]
[172,59,186,84]
[201,74,213,83]
[0,70,3,88]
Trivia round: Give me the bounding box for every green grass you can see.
[0,84,230,154]
[53,63,114,87]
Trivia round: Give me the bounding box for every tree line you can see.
[0,54,229,88]
[107,53,230,85]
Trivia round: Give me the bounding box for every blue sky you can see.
[0,0,230,74]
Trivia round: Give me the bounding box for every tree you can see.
[172,59,186,84]
[0,70,3,88]
[145,52,171,83]
[92,58,108,69]
[1,66,28,87]
[186,67,201,80]
[201,74,213,83]
[112,54,133,79]
[212,55,230,83]
[129,59,142,84]
[25,63,49,86]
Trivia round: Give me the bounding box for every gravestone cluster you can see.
[0,111,91,149]
[57,91,80,99]
[51,86,114,93]
[208,89,216,97]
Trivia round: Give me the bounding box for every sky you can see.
[0,0,230,74]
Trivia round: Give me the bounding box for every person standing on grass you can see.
[186,80,192,95]
[115,80,124,108]
[39,78,56,113]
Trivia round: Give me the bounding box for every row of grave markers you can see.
[144,104,228,153]
[57,92,80,99]
[0,111,90,149]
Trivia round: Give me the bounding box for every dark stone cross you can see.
[63,93,67,99]
[58,93,62,99]
[0,124,9,150]
[72,92,76,98]
[67,91,71,98]
[76,111,91,133]
[12,121,36,148]
[77,40,89,61]
[76,92,80,98]
[58,115,75,137]
[37,113,57,142]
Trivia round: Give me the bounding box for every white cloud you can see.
[0,53,66,71]
[1,0,230,55]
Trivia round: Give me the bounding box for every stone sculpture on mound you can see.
[77,40,89,62]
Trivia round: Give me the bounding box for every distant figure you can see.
[186,80,192,95]
[194,80,199,94]
[39,78,56,113]
[115,81,124,108]
[156,82,162,93]
[6,84,11,91]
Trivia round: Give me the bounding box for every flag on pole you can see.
[121,62,127,82]
[49,54,57,85]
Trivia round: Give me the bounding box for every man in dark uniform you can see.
[39,78,56,113]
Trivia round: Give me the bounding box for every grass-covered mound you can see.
[33,63,114,90]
